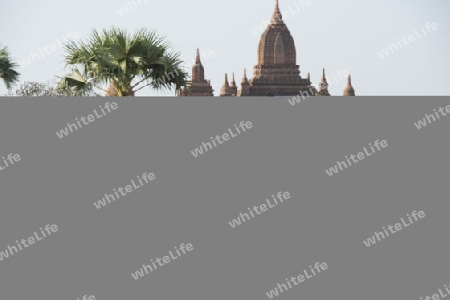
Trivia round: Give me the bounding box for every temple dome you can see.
[257,0,297,65]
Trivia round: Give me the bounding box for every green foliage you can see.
[0,46,20,90]
[59,27,188,96]
[12,81,100,96]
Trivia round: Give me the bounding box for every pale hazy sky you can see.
[1,0,449,96]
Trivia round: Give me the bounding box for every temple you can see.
[181,0,355,97]
[178,49,214,96]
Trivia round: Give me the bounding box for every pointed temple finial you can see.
[318,68,330,96]
[271,0,284,24]
[195,48,201,64]
[230,72,238,96]
[241,68,249,84]
[320,68,328,85]
[238,68,250,96]
[220,73,232,96]
[343,74,356,96]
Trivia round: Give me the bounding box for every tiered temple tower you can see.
[178,49,214,96]
[244,0,314,96]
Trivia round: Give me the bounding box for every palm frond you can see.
[0,46,20,90]
[60,27,188,96]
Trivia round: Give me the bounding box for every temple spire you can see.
[242,68,248,83]
[178,48,213,96]
[238,68,250,96]
[271,0,284,24]
[230,72,238,96]
[192,48,205,82]
[220,73,232,96]
[195,48,201,64]
[343,74,356,96]
[318,68,330,96]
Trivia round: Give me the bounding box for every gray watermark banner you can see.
[0,96,449,300]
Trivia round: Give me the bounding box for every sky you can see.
[1,0,449,96]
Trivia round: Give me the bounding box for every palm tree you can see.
[0,47,20,90]
[58,27,188,96]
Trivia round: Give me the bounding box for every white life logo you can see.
[78,296,95,300]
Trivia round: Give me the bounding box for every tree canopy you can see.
[59,27,188,96]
